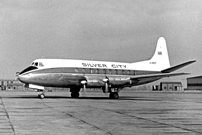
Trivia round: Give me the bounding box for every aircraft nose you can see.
[17,73,31,83]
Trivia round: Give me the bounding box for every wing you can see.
[130,72,189,81]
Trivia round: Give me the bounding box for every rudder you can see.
[148,37,170,70]
[131,37,171,71]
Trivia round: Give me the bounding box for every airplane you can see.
[17,37,195,99]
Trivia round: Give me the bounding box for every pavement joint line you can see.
[103,108,202,134]
[41,100,113,135]
[0,97,16,135]
[1,91,202,134]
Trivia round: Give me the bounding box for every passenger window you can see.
[127,70,130,75]
[103,69,107,74]
[107,69,112,74]
[99,69,105,74]
[133,70,136,75]
[122,70,125,75]
[85,69,90,74]
[82,68,86,73]
[96,69,99,74]
[117,70,122,75]
[91,69,97,74]
[115,69,118,75]
[75,68,79,73]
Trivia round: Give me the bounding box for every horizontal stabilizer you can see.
[161,60,196,73]
[130,72,190,81]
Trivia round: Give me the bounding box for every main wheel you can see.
[71,92,80,98]
[113,92,119,99]
[109,92,119,99]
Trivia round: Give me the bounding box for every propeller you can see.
[103,77,109,93]
[81,80,87,91]
[80,80,87,96]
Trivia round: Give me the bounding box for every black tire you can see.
[113,92,119,99]
[39,94,45,99]
[109,93,112,99]
[109,92,119,99]
[71,92,80,98]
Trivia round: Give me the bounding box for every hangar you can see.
[186,76,202,90]
[0,80,24,91]
[152,82,183,91]
[160,82,182,91]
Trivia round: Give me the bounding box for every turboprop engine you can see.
[80,77,105,91]
[102,77,132,93]
[81,76,134,93]
[107,77,131,86]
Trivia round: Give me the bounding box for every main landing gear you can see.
[109,92,119,99]
[71,92,80,98]
[70,87,80,98]
[108,88,121,99]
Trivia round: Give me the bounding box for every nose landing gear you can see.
[38,93,45,99]
[70,87,80,98]
[37,90,45,99]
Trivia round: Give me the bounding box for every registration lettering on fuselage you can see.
[82,63,126,69]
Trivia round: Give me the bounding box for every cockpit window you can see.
[31,62,44,67]
[30,62,35,66]
[19,66,38,75]
[35,62,38,66]
[39,62,44,67]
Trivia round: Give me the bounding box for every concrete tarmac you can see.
[0,90,202,135]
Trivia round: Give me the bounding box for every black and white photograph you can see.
[0,0,202,134]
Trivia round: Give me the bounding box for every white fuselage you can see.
[18,37,171,89]
[18,58,161,88]
[17,37,195,99]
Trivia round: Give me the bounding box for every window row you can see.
[73,68,135,75]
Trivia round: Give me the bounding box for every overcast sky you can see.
[0,0,202,82]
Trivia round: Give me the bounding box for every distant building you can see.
[152,82,183,91]
[160,82,183,91]
[152,85,159,91]
[0,80,24,91]
[186,76,202,90]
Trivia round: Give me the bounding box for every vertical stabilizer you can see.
[132,37,170,71]
[149,37,170,70]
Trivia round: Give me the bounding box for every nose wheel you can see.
[37,90,45,99]
[38,93,45,99]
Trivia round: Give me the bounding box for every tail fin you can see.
[132,37,170,71]
[149,37,170,70]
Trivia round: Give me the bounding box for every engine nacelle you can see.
[82,76,135,93]
[85,79,105,87]
[108,77,131,86]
